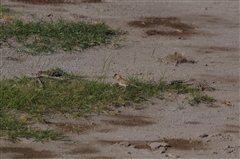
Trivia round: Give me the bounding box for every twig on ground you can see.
[27,72,66,87]
[36,77,43,88]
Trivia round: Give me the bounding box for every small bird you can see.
[113,73,138,88]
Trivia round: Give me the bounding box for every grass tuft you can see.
[0,4,10,14]
[188,92,215,106]
[0,17,118,54]
[0,4,13,22]
[0,68,215,140]
[0,113,65,141]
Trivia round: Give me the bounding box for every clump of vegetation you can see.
[0,4,10,15]
[0,4,13,21]
[0,19,117,54]
[0,4,119,54]
[188,92,215,106]
[0,68,214,141]
[0,113,65,141]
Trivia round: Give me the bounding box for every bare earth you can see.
[0,0,239,159]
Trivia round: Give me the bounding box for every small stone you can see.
[158,147,166,154]
[225,146,234,154]
[201,7,208,10]
[210,133,221,137]
[149,142,169,150]
[227,149,234,153]
[198,133,209,138]
[129,144,136,148]
[119,141,131,147]
[166,154,180,158]
[226,145,232,148]
[212,151,218,154]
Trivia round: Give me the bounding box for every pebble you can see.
[201,7,208,10]
[166,154,180,158]
[224,117,234,120]
[210,133,221,137]
[225,146,234,154]
[156,147,166,154]
[119,141,131,147]
[198,133,209,138]
[148,142,169,150]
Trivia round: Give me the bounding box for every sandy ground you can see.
[0,0,239,159]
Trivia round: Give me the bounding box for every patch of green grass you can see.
[0,68,214,140]
[188,92,215,106]
[0,17,118,54]
[0,4,13,21]
[0,4,10,14]
[0,113,65,141]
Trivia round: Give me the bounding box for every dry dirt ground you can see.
[0,0,239,159]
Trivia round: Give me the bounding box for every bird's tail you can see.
[130,83,139,88]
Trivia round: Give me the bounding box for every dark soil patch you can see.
[207,104,221,108]
[54,8,67,12]
[223,130,239,134]
[98,140,150,149]
[145,30,183,36]
[97,140,119,145]
[200,74,239,84]
[161,138,205,150]
[10,0,102,4]
[87,157,116,159]
[225,124,239,129]
[98,138,205,151]
[97,127,115,133]
[82,0,103,2]
[0,147,55,159]
[67,145,99,154]
[10,0,75,4]
[70,13,87,19]
[128,17,195,36]
[184,121,202,125]
[128,17,194,30]
[4,4,28,8]
[223,124,239,134]
[197,46,238,54]
[101,114,155,127]
[198,14,238,28]
[130,140,150,149]
[207,46,238,52]
[5,56,21,61]
[53,122,93,134]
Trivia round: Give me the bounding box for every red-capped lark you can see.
[113,73,139,88]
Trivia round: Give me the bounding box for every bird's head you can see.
[113,73,121,79]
